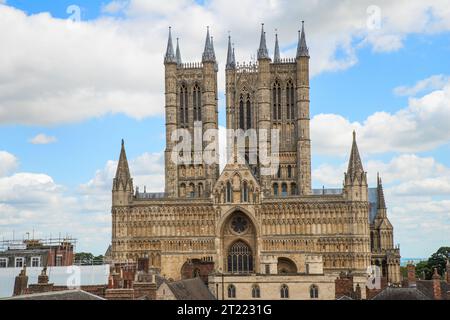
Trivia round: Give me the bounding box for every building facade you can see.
[110,23,401,299]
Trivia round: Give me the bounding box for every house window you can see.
[31,256,41,267]
[15,257,24,268]
[310,285,319,299]
[0,258,7,268]
[252,285,261,298]
[56,255,63,266]
[228,284,236,298]
[280,284,289,299]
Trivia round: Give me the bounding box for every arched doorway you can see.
[277,257,297,274]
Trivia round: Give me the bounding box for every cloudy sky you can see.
[0,0,449,257]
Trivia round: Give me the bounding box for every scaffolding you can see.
[0,237,77,252]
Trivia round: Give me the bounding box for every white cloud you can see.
[29,133,57,145]
[101,0,129,14]
[0,151,18,177]
[312,153,450,257]
[1,1,450,125]
[312,77,450,156]
[394,74,450,96]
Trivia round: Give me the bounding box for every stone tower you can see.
[164,27,219,198]
[225,22,312,196]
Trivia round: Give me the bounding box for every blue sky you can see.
[0,0,449,257]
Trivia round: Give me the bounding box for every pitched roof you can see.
[296,21,309,58]
[371,287,431,300]
[417,280,450,300]
[4,289,105,300]
[167,278,215,300]
[164,27,176,64]
[257,24,270,60]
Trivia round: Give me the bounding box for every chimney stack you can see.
[432,268,442,300]
[13,266,28,296]
[406,262,416,287]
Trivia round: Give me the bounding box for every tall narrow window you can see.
[252,285,261,298]
[228,285,236,298]
[242,181,248,203]
[280,284,289,299]
[273,183,279,196]
[239,97,245,130]
[226,182,232,203]
[180,84,188,126]
[272,81,281,121]
[287,165,292,178]
[281,183,288,197]
[310,285,319,299]
[286,81,294,120]
[246,95,252,129]
[291,183,297,196]
[193,84,202,122]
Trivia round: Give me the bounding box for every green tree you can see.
[75,252,94,264]
[427,246,450,277]
[415,261,432,280]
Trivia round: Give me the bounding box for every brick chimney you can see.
[406,262,416,287]
[28,267,54,294]
[432,268,442,300]
[13,266,28,296]
[38,267,49,284]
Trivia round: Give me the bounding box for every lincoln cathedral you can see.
[110,23,401,299]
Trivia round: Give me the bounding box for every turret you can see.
[296,21,312,195]
[226,35,236,135]
[343,131,368,201]
[176,37,182,67]
[164,27,179,197]
[202,27,219,196]
[256,24,272,195]
[274,32,281,63]
[112,139,134,206]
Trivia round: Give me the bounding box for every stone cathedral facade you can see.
[111,23,401,299]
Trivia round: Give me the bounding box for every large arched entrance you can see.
[222,210,257,274]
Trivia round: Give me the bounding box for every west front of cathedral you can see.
[110,23,401,300]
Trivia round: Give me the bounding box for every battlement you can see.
[177,62,203,70]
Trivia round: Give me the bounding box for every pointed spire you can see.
[226,35,236,70]
[297,21,309,58]
[377,173,387,209]
[202,26,216,63]
[176,38,182,66]
[346,131,365,182]
[257,23,270,60]
[114,139,132,191]
[164,27,176,64]
[274,31,281,63]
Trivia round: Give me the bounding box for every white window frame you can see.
[15,257,25,268]
[31,256,41,267]
[0,257,7,268]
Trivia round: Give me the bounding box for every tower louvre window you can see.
[180,84,188,126]
[239,97,245,130]
[193,84,202,122]
[272,81,281,121]
[246,95,252,129]
[286,81,295,120]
